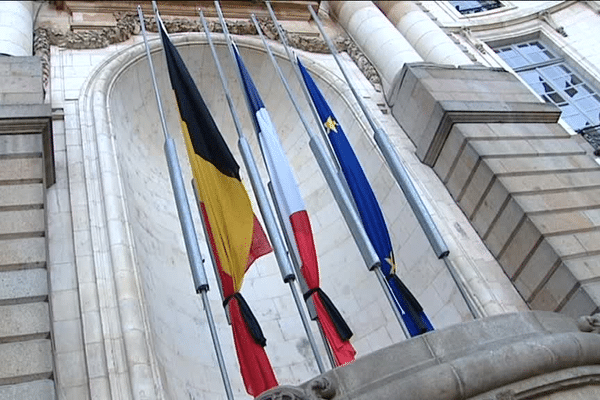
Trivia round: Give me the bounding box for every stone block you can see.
[433,125,466,181]
[564,256,600,282]
[0,133,42,155]
[484,198,524,257]
[0,184,43,208]
[513,239,559,300]
[560,287,597,319]
[0,92,43,105]
[529,263,578,312]
[0,302,50,341]
[487,154,599,175]
[498,218,541,278]
[546,234,586,258]
[445,141,480,199]
[470,139,538,158]
[484,122,571,139]
[0,158,42,182]
[8,58,42,78]
[0,339,53,384]
[0,268,48,304]
[515,187,600,213]
[0,237,46,268]
[471,179,510,237]
[0,209,45,237]
[0,380,55,400]
[459,159,494,218]
[573,230,600,253]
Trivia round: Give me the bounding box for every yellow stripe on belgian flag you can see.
[180,119,254,291]
[159,24,264,293]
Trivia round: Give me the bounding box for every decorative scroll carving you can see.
[255,376,338,400]
[309,376,337,399]
[577,314,600,333]
[459,27,486,54]
[255,385,312,400]
[33,29,51,99]
[34,13,382,97]
[538,10,567,37]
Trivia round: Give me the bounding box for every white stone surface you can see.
[48,21,530,400]
[0,1,33,56]
[375,1,472,66]
[328,1,422,96]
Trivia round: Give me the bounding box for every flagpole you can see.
[249,14,375,362]
[138,6,234,399]
[306,5,480,319]
[200,7,327,374]
[258,10,411,337]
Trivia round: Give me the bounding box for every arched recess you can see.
[75,33,469,399]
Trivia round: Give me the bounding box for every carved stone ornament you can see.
[538,10,568,37]
[577,314,600,333]
[309,376,337,399]
[255,385,312,400]
[459,26,487,54]
[34,13,382,97]
[256,376,338,400]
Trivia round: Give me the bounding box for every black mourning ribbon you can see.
[304,288,353,341]
[388,274,430,334]
[223,292,267,347]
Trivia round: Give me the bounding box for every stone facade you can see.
[2,1,600,399]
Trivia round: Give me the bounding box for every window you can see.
[449,1,503,15]
[495,40,600,139]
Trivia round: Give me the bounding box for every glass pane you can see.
[570,75,582,86]
[575,96,600,111]
[496,47,528,69]
[548,92,566,104]
[563,113,590,130]
[449,1,502,14]
[519,41,555,64]
[565,87,578,97]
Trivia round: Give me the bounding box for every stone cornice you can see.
[33,13,382,97]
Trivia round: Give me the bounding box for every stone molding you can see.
[389,63,561,166]
[34,13,381,97]
[256,312,600,400]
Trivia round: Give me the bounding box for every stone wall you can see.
[390,62,600,318]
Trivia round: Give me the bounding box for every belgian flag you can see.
[158,23,277,397]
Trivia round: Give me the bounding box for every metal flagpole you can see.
[137,5,234,399]
[200,6,327,373]
[253,12,410,338]
[250,14,376,363]
[306,5,480,319]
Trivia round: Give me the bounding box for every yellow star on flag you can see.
[324,116,339,134]
[385,252,397,275]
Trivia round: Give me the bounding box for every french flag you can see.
[233,44,355,366]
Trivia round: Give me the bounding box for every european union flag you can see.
[297,58,433,336]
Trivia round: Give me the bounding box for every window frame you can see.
[490,33,600,135]
[440,0,514,20]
